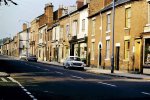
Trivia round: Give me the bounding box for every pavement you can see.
[38,60,150,80]
[0,55,150,80]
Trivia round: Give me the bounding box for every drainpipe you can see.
[111,0,115,73]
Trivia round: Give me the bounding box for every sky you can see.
[0,0,76,39]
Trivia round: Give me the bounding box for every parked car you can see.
[27,55,37,62]
[63,56,86,70]
[19,54,27,60]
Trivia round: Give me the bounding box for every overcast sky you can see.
[0,0,76,39]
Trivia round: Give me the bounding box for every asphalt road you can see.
[0,55,150,100]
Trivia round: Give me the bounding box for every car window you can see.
[70,57,81,61]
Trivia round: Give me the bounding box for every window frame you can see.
[125,7,131,28]
[106,40,110,59]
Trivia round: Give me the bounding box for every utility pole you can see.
[111,0,115,73]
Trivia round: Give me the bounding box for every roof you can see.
[59,4,88,20]
[101,0,131,13]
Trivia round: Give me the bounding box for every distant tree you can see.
[0,0,18,5]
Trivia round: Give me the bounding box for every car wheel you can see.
[64,64,69,69]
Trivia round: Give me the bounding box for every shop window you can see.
[144,38,150,65]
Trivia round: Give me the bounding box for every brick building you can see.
[88,0,148,73]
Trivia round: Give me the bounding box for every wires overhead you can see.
[0,0,18,5]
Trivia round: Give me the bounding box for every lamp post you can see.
[111,0,115,73]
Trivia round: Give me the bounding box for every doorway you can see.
[99,45,102,66]
[115,47,120,70]
[135,39,142,72]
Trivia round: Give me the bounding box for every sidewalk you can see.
[0,72,10,77]
[38,60,150,80]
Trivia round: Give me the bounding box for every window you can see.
[48,32,50,41]
[148,3,150,24]
[125,7,131,28]
[66,24,70,36]
[39,50,41,57]
[60,27,64,39]
[82,19,85,31]
[106,40,110,59]
[39,32,42,40]
[72,20,78,36]
[124,40,130,60]
[91,42,95,60]
[92,19,95,36]
[106,14,111,31]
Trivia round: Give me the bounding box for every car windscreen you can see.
[70,57,81,61]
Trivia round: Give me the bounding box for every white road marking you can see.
[29,95,34,98]
[55,71,63,75]
[8,77,37,100]
[71,75,83,79]
[44,69,49,71]
[26,92,31,95]
[141,92,150,96]
[36,67,40,69]
[23,89,27,92]
[98,82,117,87]
[1,78,8,82]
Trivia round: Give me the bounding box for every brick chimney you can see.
[23,23,27,31]
[44,3,53,23]
[58,5,63,19]
[76,0,84,9]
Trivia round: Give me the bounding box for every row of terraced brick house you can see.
[1,0,150,74]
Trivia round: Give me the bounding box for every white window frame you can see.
[91,42,95,60]
[106,40,110,59]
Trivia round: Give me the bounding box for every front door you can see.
[135,39,142,72]
[115,47,120,70]
[99,45,102,66]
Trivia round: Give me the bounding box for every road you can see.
[0,55,150,100]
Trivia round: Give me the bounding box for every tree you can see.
[0,0,18,5]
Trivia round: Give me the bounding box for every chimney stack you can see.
[23,23,27,31]
[44,3,53,23]
[76,0,84,9]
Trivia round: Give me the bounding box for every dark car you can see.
[27,55,37,62]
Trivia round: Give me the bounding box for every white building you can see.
[18,23,30,56]
[38,24,47,61]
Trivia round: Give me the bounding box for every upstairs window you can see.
[92,19,95,36]
[66,24,70,36]
[82,19,85,31]
[148,2,150,24]
[72,20,78,36]
[125,7,131,28]
[106,14,111,31]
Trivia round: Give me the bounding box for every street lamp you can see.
[111,0,115,73]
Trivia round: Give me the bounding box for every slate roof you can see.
[101,0,131,13]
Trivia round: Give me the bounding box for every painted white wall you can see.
[78,8,88,39]
[39,26,47,44]
[19,30,30,55]
[52,25,60,41]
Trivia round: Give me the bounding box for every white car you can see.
[63,56,86,70]
[19,54,27,60]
